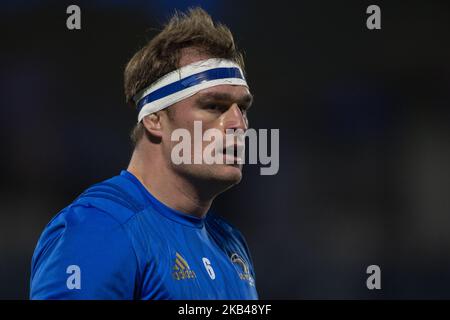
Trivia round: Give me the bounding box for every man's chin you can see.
[200,163,243,188]
[174,163,243,190]
[215,163,243,184]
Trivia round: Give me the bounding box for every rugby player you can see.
[30,7,257,300]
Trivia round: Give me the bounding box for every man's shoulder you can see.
[66,172,147,225]
[205,213,248,246]
[206,213,236,231]
[31,174,143,278]
[35,174,139,253]
[30,175,142,300]
[36,172,146,247]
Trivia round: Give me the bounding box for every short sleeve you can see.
[30,204,138,300]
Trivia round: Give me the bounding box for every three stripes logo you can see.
[172,252,197,280]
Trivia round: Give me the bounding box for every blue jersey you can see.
[30,170,258,300]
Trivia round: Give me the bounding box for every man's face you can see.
[162,83,252,187]
[153,49,253,190]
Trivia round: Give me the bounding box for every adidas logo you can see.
[172,252,196,280]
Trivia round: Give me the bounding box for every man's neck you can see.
[127,149,214,219]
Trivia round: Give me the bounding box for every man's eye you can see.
[205,104,223,111]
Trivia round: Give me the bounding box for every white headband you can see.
[134,58,248,122]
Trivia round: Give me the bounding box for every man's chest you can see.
[139,226,257,299]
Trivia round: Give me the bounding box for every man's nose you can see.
[222,103,248,131]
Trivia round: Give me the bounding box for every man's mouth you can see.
[221,144,245,164]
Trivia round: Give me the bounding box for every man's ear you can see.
[142,113,163,138]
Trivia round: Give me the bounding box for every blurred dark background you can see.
[1,0,450,299]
